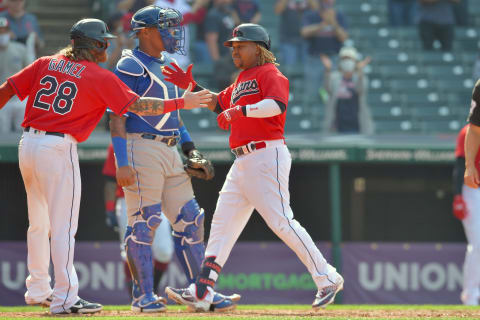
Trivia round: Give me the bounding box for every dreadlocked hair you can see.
[57,44,98,63]
[257,44,279,66]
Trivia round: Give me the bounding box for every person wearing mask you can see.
[321,46,374,134]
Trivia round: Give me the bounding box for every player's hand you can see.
[116,165,136,187]
[464,165,480,189]
[452,195,468,220]
[162,62,197,90]
[105,210,119,231]
[183,83,212,109]
[217,105,245,130]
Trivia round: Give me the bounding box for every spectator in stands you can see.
[232,0,261,25]
[0,0,44,55]
[388,0,417,26]
[321,46,374,135]
[191,0,212,64]
[301,0,348,107]
[155,0,209,68]
[0,16,32,133]
[0,0,5,12]
[417,0,457,52]
[205,0,236,90]
[275,0,318,66]
[100,12,134,71]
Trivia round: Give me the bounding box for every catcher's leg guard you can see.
[125,203,162,302]
[172,199,206,283]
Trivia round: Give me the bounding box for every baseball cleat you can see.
[131,293,167,313]
[209,292,238,312]
[312,275,344,309]
[27,293,53,307]
[52,298,102,314]
[165,287,210,312]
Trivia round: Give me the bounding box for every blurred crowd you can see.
[0,0,476,135]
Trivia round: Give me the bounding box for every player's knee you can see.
[173,199,205,243]
[131,203,162,245]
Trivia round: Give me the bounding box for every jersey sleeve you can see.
[97,71,139,116]
[455,125,467,158]
[217,84,235,111]
[468,80,480,126]
[258,66,289,106]
[7,58,41,101]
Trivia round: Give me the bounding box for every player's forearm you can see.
[109,113,127,139]
[243,99,284,118]
[207,93,220,112]
[465,125,480,170]
[0,81,15,111]
[129,97,182,116]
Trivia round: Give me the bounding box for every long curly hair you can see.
[257,44,279,66]
[57,44,99,63]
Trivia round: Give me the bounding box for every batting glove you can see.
[217,106,245,130]
[452,195,468,220]
[162,62,197,90]
[105,210,119,231]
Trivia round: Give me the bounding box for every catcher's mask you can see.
[70,18,116,52]
[130,5,185,55]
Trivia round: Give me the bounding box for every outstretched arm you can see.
[128,84,212,115]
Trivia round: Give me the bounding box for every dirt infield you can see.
[1,308,480,319]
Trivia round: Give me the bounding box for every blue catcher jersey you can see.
[114,48,181,135]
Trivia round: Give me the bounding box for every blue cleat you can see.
[312,274,344,309]
[131,292,167,313]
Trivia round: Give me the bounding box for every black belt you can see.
[140,133,179,146]
[24,127,64,138]
[231,141,267,157]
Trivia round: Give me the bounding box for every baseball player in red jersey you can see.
[0,18,210,315]
[454,124,480,305]
[163,23,344,311]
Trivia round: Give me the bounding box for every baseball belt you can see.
[24,126,65,138]
[140,133,179,146]
[231,141,267,157]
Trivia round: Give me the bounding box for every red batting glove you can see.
[217,106,245,130]
[453,195,468,220]
[162,62,197,90]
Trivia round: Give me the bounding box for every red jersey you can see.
[102,144,124,198]
[217,63,289,148]
[8,54,139,142]
[455,124,480,173]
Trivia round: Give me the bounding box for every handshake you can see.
[162,63,245,130]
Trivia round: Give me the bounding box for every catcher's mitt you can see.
[184,149,214,180]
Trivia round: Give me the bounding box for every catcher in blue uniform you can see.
[109,5,240,313]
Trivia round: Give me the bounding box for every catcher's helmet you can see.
[130,5,185,55]
[224,23,271,50]
[70,18,116,51]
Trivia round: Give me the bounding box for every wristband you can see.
[164,98,185,113]
[193,84,204,92]
[112,136,128,167]
[105,200,115,211]
[179,125,193,145]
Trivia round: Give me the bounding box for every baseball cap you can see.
[339,46,358,60]
[0,17,9,29]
